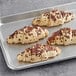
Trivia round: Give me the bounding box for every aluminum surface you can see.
[0,2,76,70]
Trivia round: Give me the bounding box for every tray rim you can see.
[0,2,76,70]
[0,1,76,25]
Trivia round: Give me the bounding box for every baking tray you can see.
[0,2,76,70]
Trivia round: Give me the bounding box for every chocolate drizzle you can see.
[50,14,56,21]
[72,30,76,36]
[48,28,73,44]
[9,30,18,38]
[9,26,43,39]
[61,11,66,17]
[42,9,73,22]
[25,44,56,56]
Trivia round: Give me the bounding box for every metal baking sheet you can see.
[0,2,76,70]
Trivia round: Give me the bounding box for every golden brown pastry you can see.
[32,9,75,27]
[47,27,76,45]
[17,44,61,63]
[7,26,49,44]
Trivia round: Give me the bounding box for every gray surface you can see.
[0,0,76,76]
[1,3,76,70]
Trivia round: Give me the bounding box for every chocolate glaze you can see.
[25,44,56,56]
[48,28,72,44]
[43,10,58,21]
[72,30,76,36]
[9,31,18,38]
[51,9,58,13]
[50,14,56,21]
[43,12,50,17]
[48,36,55,42]
[60,28,71,34]
[9,26,44,39]
[53,30,61,36]
[61,11,66,17]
